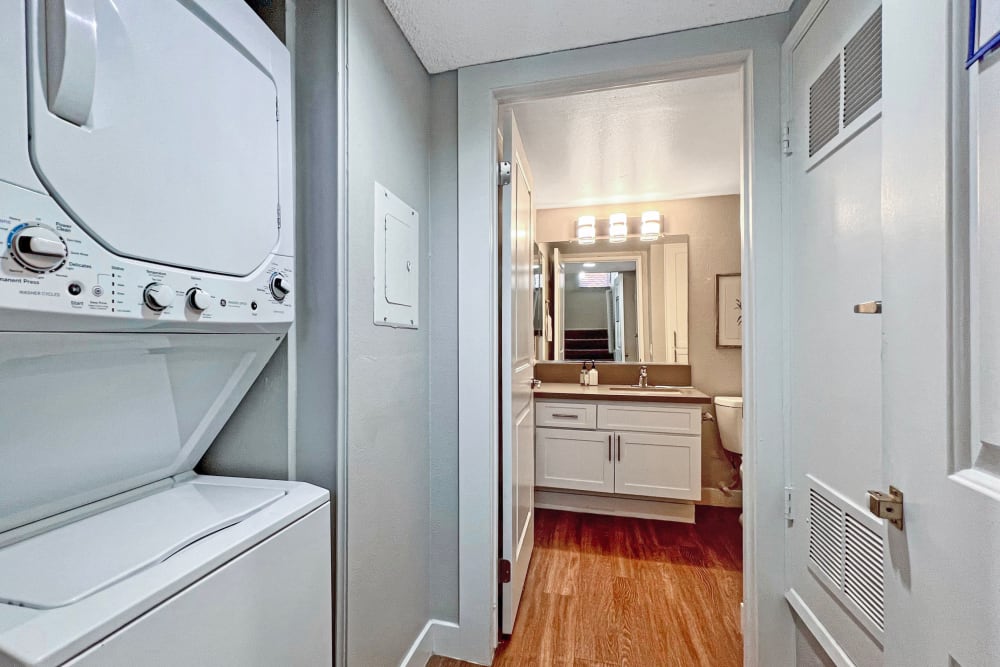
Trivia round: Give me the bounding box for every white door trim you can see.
[445,16,790,666]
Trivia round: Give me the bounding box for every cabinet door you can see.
[614,432,701,500]
[535,428,614,493]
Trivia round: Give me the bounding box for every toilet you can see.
[714,396,744,456]
[714,396,744,524]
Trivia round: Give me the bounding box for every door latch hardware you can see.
[854,300,882,314]
[499,559,512,584]
[867,486,904,529]
[497,161,512,187]
[530,378,542,389]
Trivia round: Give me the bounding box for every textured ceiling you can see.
[383,0,794,73]
[510,71,742,209]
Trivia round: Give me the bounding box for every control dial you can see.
[9,225,68,272]
[269,273,291,301]
[187,287,212,312]
[143,283,175,311]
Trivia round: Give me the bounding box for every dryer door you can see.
[26,0,280,277]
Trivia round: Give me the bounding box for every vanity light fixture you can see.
[576,215,596,245]
[608,213,628,243]
[641,210,662,241]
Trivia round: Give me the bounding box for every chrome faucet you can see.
[638,365,648,388]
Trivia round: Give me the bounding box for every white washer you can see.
[0,2,330,665]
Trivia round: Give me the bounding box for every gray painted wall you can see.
[290,0,339,495]
[428,70,460,623]
[346,0,432,663]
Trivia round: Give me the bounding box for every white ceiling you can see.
[510,71,742,209]
[383,0,793,73]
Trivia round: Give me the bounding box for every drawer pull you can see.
[617,434,621,461]
[608,434,612,461]
[552,413,578,419]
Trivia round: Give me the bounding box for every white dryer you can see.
[0,1,331,665]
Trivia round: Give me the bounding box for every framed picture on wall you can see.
[716,273,742,348]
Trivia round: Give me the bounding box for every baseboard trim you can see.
[785,588,857,667]
[535,489,695,523]
[399,619,466,667]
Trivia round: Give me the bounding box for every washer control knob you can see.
[186,287,212,312]
[143,283,175,311]
[10,226,68,272]
[270,274,291,301]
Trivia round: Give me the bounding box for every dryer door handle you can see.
[45,0,99,126]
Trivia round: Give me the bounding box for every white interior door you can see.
[878,2,1000,664]
[782,2,886,665]
[612,273,625,361]
[552,247,565,361]
[500,110,535,635]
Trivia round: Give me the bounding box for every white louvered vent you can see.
[843,7,883,126]
[806,477,886,639]
[808,56,841,157]
[808,489,844,586]
[844,514,886,631]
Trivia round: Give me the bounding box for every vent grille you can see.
[808,489,844,587]
[809,56,841,156]
[843,7,883,126]
[844,514,886,631]
[806,479,886,637]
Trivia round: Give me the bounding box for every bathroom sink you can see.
[608,386,685,394]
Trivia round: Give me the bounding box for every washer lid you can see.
[0,482,284,609]
[27,0,280,276]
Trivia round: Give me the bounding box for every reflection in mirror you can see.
[538,235,688,364]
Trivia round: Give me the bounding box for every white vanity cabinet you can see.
[534,399,703,515]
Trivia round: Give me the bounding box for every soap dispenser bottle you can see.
[588,360,599,386]
[580,362,588,386]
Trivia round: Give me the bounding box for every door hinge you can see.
[784,485,795,520]
[499,559,512,584]
[497,161,512,187]
[782,122,793,157]
[276,97,280,122]
[277,204,282,229]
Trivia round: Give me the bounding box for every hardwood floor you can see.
[429,507,743,667]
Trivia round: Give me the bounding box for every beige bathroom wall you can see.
[537,195,743,501]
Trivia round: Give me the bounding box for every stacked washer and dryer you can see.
[0,2,331,665]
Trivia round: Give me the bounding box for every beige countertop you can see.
[533,382,712,405]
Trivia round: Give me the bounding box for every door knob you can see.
[867,486,904,529]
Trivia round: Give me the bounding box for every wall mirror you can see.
[536,235,689,364]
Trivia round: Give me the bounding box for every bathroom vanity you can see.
[533,383,711,523]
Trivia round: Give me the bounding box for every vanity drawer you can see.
[535,401,597,430]
[597,403,701,435]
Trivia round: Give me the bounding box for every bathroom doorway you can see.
[493,68,747,664]
[446,30,788,663]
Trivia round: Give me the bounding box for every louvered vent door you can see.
[784,1,885,665]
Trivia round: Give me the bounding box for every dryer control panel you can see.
[0,183,293,329]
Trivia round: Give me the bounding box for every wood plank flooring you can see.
[429,507,743,667]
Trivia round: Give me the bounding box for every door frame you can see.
[445,17,791,666]
[558,251,648,361]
